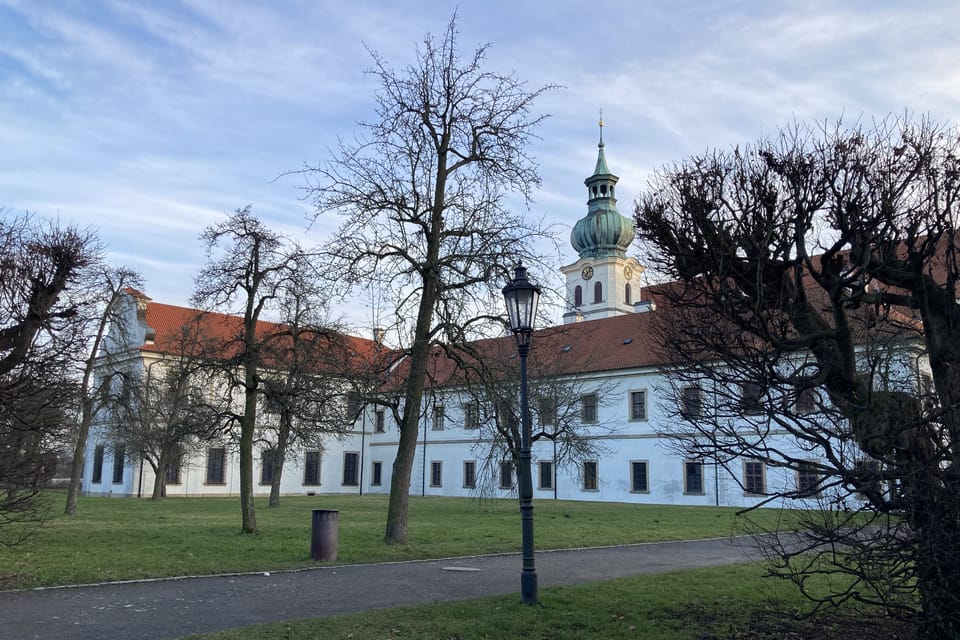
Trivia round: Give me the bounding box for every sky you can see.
[2,0,959,328]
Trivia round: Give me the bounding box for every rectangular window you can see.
[92,444,105,484]
[630,390,648,421]
[463,402,479,430]
[374,409,385,433]
[582,460,598,491]
[795,387,817,414]
[346,391,362,419]
[206,447,226,484]
[499,461,515,489]
[630,461,649,493]
[430,461,442,487]
[743,460,765,495]
[740,383,764,415]
[463,461,476,489]
[165,458,182,485]
[112,445,125,484]
[538,397,556,426]
[796,460,821,495]
[371,461,383,486]
[581,393,598,424]
[684,460,704,494]
[432,404,445,430]
[303,450,321,485]
[538,460,554,490]
[680,386,702,419]
[260,449,276,485]
[342,452,359,486]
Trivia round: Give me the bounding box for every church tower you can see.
[561,120,644,323]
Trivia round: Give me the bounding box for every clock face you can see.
[581,265,594,280]
[624,266,634,280]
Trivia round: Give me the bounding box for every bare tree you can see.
[299,14,556,544]
[64,266,142,515]
[104,321,221,500]
[257,254,358,507]
[634,115,960,639]
[1,212,99,543]
[191,207,297,534]
[445,336,616,496]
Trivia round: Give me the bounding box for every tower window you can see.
[625,283,632,305]
[574,285,582,307]
[593,282,602,303]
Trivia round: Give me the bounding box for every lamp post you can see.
[502,263,541,605]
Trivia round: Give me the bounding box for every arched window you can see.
[624,283,632,305]
[593,282,603,303]
[574,285,582,307]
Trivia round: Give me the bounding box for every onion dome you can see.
[570,120,635,258]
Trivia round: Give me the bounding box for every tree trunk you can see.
[239,381,258,534]
[269,419,290,508]
[912,480,960,639]
[384,269,439,544]
[151,460,167,501]
[64,401,92,515]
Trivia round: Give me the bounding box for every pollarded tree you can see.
[0,212,99,542]
[634,115,960,639]
[191,207,298,534]
[300,14,556,544]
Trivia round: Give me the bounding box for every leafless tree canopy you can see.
[634,115,960,639]
[0,212,101,543]
[298,14,556,543]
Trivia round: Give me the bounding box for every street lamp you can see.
[502,263,541,605]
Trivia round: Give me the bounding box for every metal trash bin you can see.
[311,509,339,561]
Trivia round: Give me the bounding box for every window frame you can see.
[431,404,445,431]
[303,450,322,486]
[463,402,479,430]
[743,459,766,495]
[582,460,599,491]
[538,460,554,490]
[629,389,648,422]
[499,461,515,489]
[374,409,386,433]
[430,461,443,487]
[259,448,276,485]
[796,460,821,496]
[92,444,105,484]
[680,385,702,419]
[111,444,125,484]
[463,460,476,489]
[371,460,383,486]
[342,451,360,486]
[205,447,226,485]
[740,382,764,415]
[581,393,599,424]
[683,460,705,495]
[630,460,649,493]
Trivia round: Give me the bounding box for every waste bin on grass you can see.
[311,509,339,561]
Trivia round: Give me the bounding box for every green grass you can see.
[185,562,903,640]
[0,493,797,589]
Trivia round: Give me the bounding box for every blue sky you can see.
[2,1,959,327]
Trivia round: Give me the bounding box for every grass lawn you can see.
[184,562,910,640]
[0,492,799,589]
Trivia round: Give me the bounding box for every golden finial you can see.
[598,109,604,144]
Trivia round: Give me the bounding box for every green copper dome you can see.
[570,124,635,258]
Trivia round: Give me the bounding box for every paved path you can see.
[0,536,762,640]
